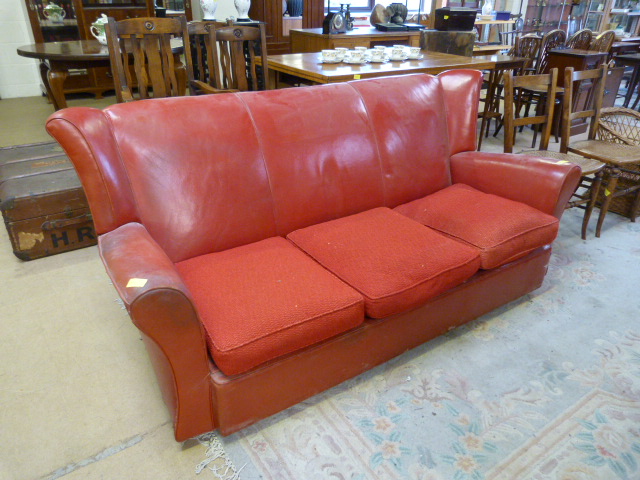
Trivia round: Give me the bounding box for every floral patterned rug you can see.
[197,208,640,480]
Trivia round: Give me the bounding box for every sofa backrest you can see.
[47,71,483,263]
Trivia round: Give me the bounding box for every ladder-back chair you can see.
[208,22,268,92]
[105,16,193,103]
[503,68,606,239]
[186,20,233,95]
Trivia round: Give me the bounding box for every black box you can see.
[434,7,477,31]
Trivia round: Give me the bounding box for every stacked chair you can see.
[502,67,606,239]
[502,62,640,238]
[477,34,542,150]
[188,20,268,95]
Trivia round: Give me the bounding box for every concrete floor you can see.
[0,94,217,480]
[0,91,563,479]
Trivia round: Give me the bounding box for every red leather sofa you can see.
[46,71,581,442]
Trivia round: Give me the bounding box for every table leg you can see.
[623,64,640,108]
[41,61,69,111]
[267,69,277,90]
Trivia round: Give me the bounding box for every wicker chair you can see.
[593,107,640,228]
[503,68,606,239]
[566,28,593,50]
[562,71,640,236]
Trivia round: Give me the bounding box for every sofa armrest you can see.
[99,222,215,441]
[450,151,582,218]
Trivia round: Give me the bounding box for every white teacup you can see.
[390,46,406,60]
[370,49,386,62]
[322,49,339,62]
[354,46,367,52]
[408,47,422,59]
[335,47,349,61]
[373,45,386,51]
[347,50,364,63]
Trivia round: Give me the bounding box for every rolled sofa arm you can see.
[99,222,215,441]
[450,151,582,219]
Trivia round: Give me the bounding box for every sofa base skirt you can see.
[207,245,552,436]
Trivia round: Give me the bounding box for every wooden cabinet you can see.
[23,0,154,96]
[290,28,422,53]
[571,0,640,36]
[24,0,79,43]
[523,0,573,35]
[249,0,324,54]
[547,48,617,134]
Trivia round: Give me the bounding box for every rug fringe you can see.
[196,432,243,479]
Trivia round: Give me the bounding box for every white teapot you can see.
[43,2,66,23]
[90,14,109,45]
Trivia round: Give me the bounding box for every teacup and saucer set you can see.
[368,46,389,63]
[343,48,368,64]
[321,49,342,64]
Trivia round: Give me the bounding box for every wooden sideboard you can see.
[290,27,422,53]
[547,48,623,135]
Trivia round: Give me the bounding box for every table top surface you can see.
[548,47,608,57]
[290,27,423,38]
[266,51,518,83]
[616,52,640,61]
[17,40,109,61]
[17,38,183,62]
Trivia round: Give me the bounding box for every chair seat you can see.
[569,140,640,166]
[519,150,605,175]
[176,236,365,376]
[287,207,481,319]
[394,184,560,269]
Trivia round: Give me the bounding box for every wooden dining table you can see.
[17,39,184,111]
[265,51,523,89]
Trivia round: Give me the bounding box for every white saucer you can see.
[344,58,368,64]
[408,54,424,60]
[369,58,389,63]
[389,55,408,62]
[321,59,342,64]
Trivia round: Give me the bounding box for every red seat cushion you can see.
[287,208,481,319]
[175,237,364,376]
[394,184,560,269]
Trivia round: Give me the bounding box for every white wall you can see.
[0,0,41,98]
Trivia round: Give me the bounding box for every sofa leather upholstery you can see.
[46,71,581,441]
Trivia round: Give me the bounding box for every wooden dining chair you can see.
[503,67,606,239]
[562,67,640,236]
[536,29,567,74]
[478,35,541,149]
[508,34,542,73]
[105,16,194,103]
[566,28,592,50]
[206,22,269,93]
[589,30,616,54]
[186,20,234,95]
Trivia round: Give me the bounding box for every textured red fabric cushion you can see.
[287,208,481,319]
[394,184,559,269]
[175,237,364,376]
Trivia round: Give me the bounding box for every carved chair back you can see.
[105,16,193,103]
[536,29,567,74]
[566,28,593,50]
